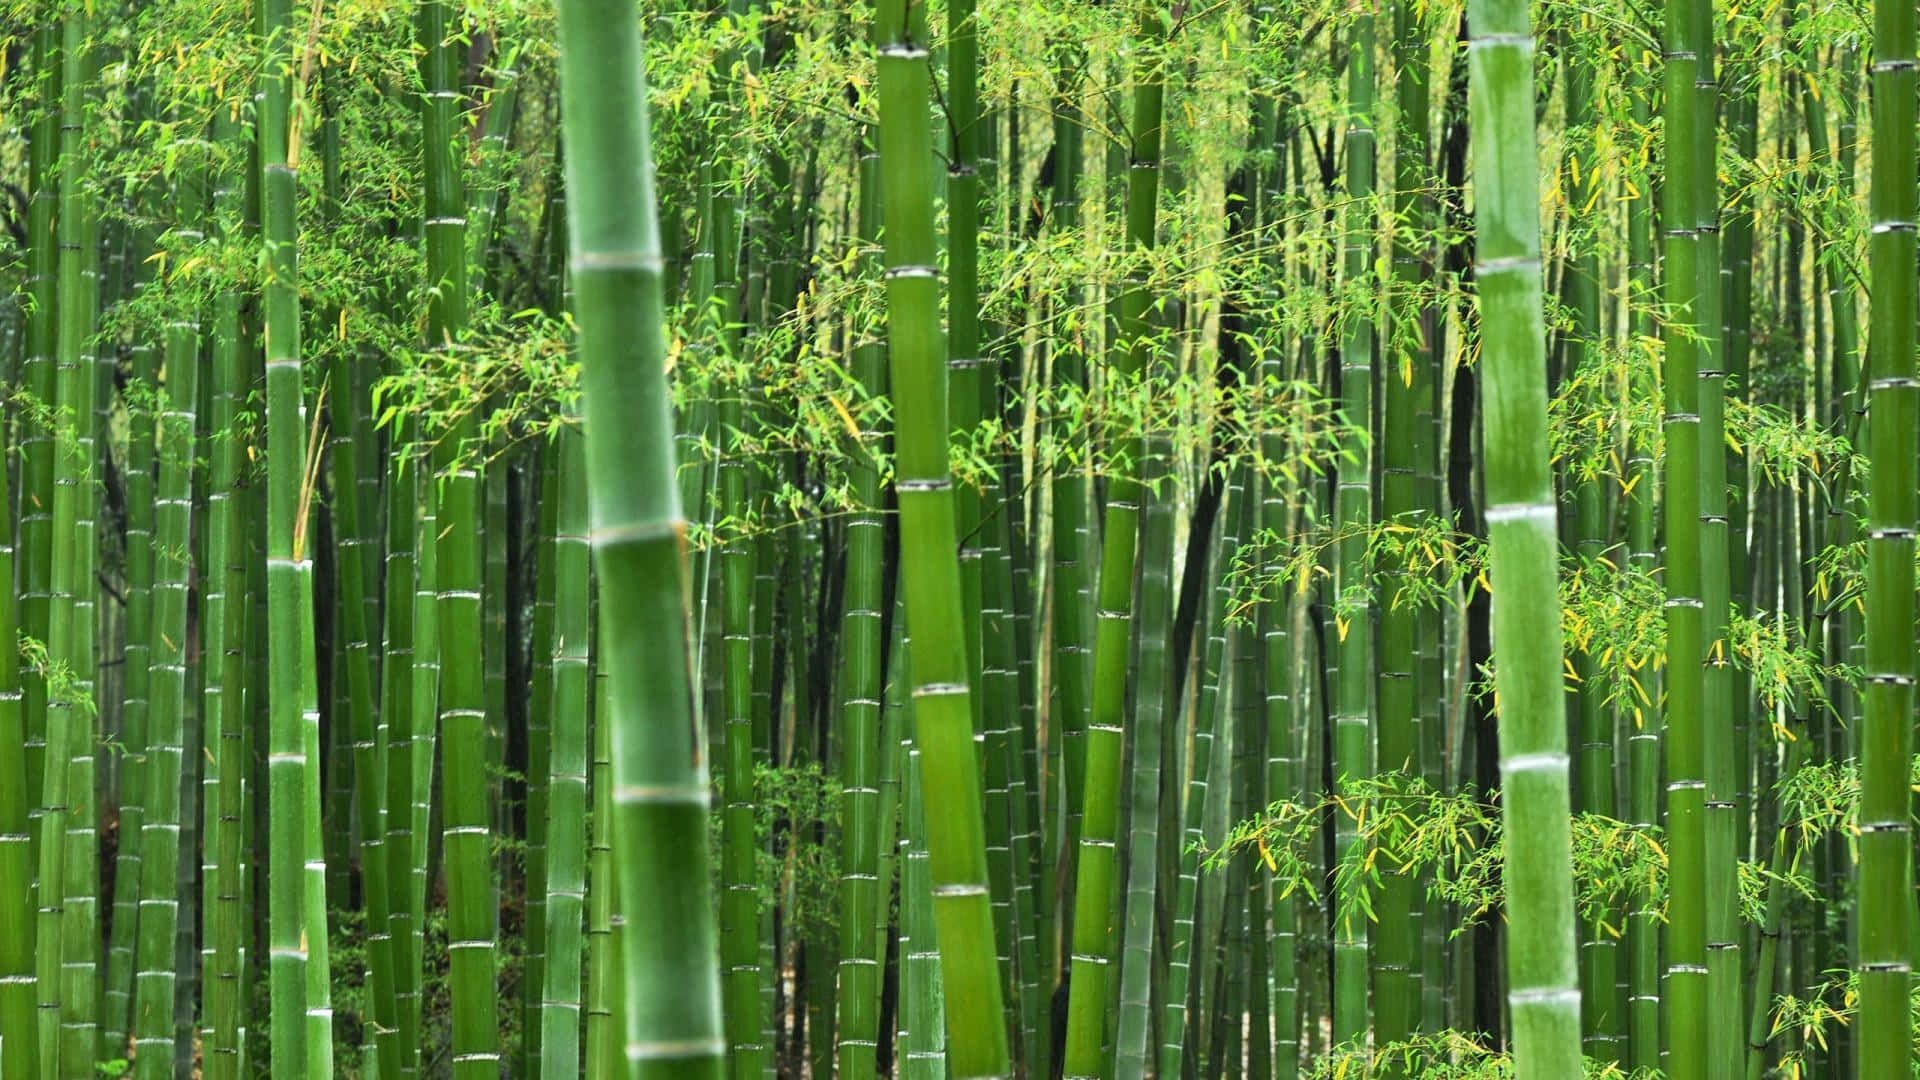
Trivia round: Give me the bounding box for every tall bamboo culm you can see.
[872,0,1012,1074]
[1463,0,1584,1073]
[130,139,204,1076]
[1331,7,1376,1050]
[1659,0,1711,1064]
[553,0,729,1076]
[257,0,332,1070]
[1061,7,1168,1075]
[1858,0,1916,1068]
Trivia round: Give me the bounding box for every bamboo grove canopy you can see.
[0,0,1910,1076]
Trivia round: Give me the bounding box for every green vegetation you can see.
[0,0,1909,1076]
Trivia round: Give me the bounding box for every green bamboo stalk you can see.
[585,657,615,1080]
[130,151,204,1076]
[329,344,399,1076]
[381,410,422,1080]
[555,3,731,1075]
[199,102,250,1080]
[1332,9,1376,1051]
[1376,0,1427,1056]
[1558,35,1621,1061]
[258,0,334,1065]
[1689,21,1737,1079]
[406,434,440,1070]
[1659,0,1712,1062]
[523,439,558,1080]
[872,0,1013,1073]
[41,16,97,1075]
[107,177,161,1048]
[1215,602,1259,1077]
[706,59,762,1075]
[538,428,588,1079]
[1464,0,1584,1072]
[68,196,104,1079]
[833,147,889,1080]
[1192,471,1254,1072]
[468,49,520,291]
[716,355,762,1074]
[20,29,60,879]
[411,2,496,1073]
[1113,417,1174,1080]
[897,630,948,1080]
[1045,62,1091,1022]
[107,320,156,1064]
[1060,10,1168,1074]
[0,308,34,1080]
[1261,330,1301,1080]
[1621,44,1661,1077]
[1744,591,1803,1080]
[1858,0,1916,1064]
[947,0,987,779]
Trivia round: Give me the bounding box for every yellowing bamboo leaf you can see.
[828,393,862,441]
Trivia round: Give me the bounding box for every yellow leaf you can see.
[1336,616,1350,642]
[828,393,862,441]
[1257,835,1277,872]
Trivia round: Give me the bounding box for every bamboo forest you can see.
[4,0,1920,1075]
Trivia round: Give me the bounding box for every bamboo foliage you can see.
[0,3,1911,1078]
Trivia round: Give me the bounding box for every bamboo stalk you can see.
[1464,0,1584,1071]
[554,2,730,1075]
[872,0,1013,1072]
[1858,0,1916,1064]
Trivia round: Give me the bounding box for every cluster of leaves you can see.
[1204,769,1821,938]
[708,761,841,944]
[1225,509,1475,632]
[1306,1030,1649,1080]
[1768,971,1920,1079]
[19,633,95,720]
[1774,751,1920,857]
